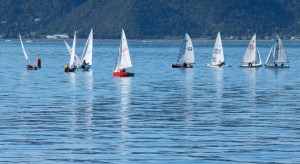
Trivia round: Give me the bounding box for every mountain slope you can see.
[0,0,299,39]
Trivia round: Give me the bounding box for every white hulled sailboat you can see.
[265,33,289,68]
[239,34,262,67]
[207,32,230,67]
[172,33,194,68]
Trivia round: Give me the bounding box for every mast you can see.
[70,31,76,66]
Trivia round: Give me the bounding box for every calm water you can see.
[0,39,300,163]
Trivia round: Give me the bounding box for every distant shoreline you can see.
[2,38,300,42]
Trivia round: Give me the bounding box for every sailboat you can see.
[19,34,41,70]
[113,29,134,77]
[172,33,194,68]
[239,34,262,67]
[64,31,77,72]
[64,29,93,71]
[265,33,289,68]
[207,32,230,67]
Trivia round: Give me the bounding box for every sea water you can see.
[0,40,300,163]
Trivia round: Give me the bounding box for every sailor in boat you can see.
[183,62,188,68]
[64,64,77,72]
[27,64,37,70]
[64,64,70,72]
[274,62,278,67]
[81,60,87,69]
[281,63,284,67]
[218,61,225,67]
[182,62,193,68]
[248,62,253,67]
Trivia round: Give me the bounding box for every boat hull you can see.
[64,68,76,72]
[27,67,38,70]
[78,65,91,71]
[27,65,38,70]
[239,64,262,68]
[265,65,289,68]
[113,72,134,77]
[172,64,193,68]
[207,64,231,68]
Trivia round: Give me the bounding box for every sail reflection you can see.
[116,77,131,155]
[84,71,94,135]
[67,72,94,139]
[182,69,194,108]
[181,69,194,126]
[213,68,224,109]
[244,68,257,109]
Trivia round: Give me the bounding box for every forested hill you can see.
[0,0,300,39]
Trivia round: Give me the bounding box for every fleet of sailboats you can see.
[207,32,230,67]
[172,33,194,68]
[113,29,134,77]
[64,29,93,71]
[17,29,290,73]
[239,34,262,67]
[265,33,289,68]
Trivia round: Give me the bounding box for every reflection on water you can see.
[1,41,300,163]
[213,68,224,109]
[115,77,131,156]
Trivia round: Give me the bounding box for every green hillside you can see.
[0,0,300,39]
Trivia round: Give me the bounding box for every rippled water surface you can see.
[0,39,300,163]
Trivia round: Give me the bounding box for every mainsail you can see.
[19,34,30,65]
[243,34,257,63]
[114,29,132,72]
[240,33,262,66]
[274,34,288,63]
[64,40,82,67]
[210,32,224,65]
[177,33,194,64]
[81,29,93,65]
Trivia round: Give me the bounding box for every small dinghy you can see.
[172,33,194,68]
[239,34,262,67]
[64,31,77,73]
[64,29,93,71]
[207,32,230,67]
[265,33,289,68]
[113,29,134,77]
[19,34,41,70]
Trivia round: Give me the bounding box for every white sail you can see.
[265,33,288,67]
[113,47,122,72]
[177,33,194,64]
[242,34,257,63]
[239,34,262,67]
[265,46,275,66]
[70,31,76,66]
[209,32,224,65]
[274,34,288,63]
[19,34,30,65]
[114,29,132,72]
[256,48,262,65]
[81,29,93,65]
[64,40,82,67]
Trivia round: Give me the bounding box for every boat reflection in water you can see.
[115,77,132,156]
[68,71,94,139]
